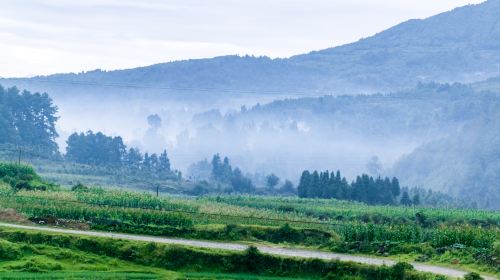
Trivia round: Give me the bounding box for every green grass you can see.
[0,240,177,279]
[179,272,318,279]
[0,228,442,280]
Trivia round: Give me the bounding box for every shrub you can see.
[71,183,89,192]
[0,238,22,260]
[464,272,483,280]
[6,257,63,272]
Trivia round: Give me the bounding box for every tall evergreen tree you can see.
[400,191,412,206]
[412,193,421,206]
[126,148,143,170]
[297,171,311,198]
[158,150,171,173]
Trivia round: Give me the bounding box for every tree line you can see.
[0,86,59,156]
[66,130,174,179]
[211,154,255,193]
[297,170,420,206]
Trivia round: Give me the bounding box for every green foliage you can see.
[298,170,400,205]
[0,238,22,260]
[211,154,255,193]
[0,230,440,280]
[0,162,37,179]
[66,131,126,166]
[464,272,484,280]
[0,187,498,273]
[6,257,63,272]
[0,162,57,192]
[65,131,175,180]
[0,85,59,155]
[71,183,89,192]
[266,174,280,189]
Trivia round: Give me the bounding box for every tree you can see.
[126,148,143,170]
[211,154,222,181]
[187,159,211,181]
[297,168,405,205]
[412,193,421,206]
[143,153,151,171]
[65,131,126,165]
[231,168,254,193]
[158,150,171,174]
[390,177,401,197]
[297,171,311,198]
[266,174,280,189]
[149,153,159,171]
[400,191,412,206]
[281,180,296,195]
[221,157,233,182]
[0,86,59,156]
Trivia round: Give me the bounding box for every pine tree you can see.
[126,148,143,170]
[412,193,421,205]
[158,150,171,173]
[221,157,233,182]
[297,171,311,198]
[400,191,412,206]
[211,154,222,181]
[143,153,151,171]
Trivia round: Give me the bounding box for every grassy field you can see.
[0,162,498,278]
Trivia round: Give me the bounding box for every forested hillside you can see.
[184,82,500,209]
[2,1,500,96]
[392,115,500,209]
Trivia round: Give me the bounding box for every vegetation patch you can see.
[0,229,443,280]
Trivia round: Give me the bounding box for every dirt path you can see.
[0,222,495,280]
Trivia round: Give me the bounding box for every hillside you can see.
[184,82,500,209]
[2,0,500,96]
[392,116,500,209]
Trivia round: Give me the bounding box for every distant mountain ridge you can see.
[3,0,500,96]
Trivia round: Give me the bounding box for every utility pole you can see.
[156,184,159,197]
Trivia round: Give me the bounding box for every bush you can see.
[6,257,63,272]
[0,163,39,181]
[71,183,89,192]
[0,162,58,192]
[464,272,483,280]
[390,262,414,279]
[0,238,22,260]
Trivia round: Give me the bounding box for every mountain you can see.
[2,0,500,96]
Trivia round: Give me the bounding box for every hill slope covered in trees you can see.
[2,1,500,96]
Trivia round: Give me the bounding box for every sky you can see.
[0,0,485,77]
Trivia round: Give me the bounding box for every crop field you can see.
[0,181,498,278]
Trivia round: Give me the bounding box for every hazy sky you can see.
[0,0,485,77]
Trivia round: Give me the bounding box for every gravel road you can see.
[0,222,496,280]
